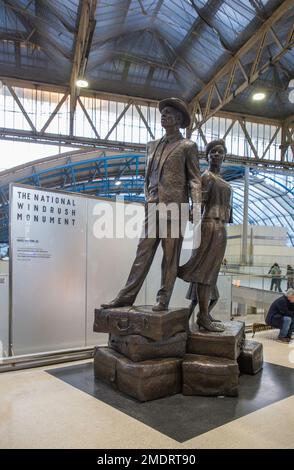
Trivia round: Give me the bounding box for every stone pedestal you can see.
[187,321,245,360]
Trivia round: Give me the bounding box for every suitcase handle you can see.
[116,319,129,332]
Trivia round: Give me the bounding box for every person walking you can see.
[286,265,294,289]
[269,263,282,292]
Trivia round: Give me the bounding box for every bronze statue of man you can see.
[101,97,201,312]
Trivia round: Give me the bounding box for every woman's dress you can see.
[178,170,232,290]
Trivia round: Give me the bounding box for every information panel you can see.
[10,185,87,354]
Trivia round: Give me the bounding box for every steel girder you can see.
[188,0,294,130]
[69,0,97,136]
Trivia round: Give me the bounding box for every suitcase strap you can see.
[115,316,148,332]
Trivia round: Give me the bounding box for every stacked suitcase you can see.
[183,321,245,397]
[93,307,264,401]
[93,305,189,402]
[238,339,264,375]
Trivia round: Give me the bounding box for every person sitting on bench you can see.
[265,288,294,343]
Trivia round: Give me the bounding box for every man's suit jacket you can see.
[145,136,201,206]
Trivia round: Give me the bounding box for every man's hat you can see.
[159,97,191,128]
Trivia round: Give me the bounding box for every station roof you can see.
[0,0,293,119]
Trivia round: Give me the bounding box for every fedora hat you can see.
[159,97,191,128]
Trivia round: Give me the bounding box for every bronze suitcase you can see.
[238,339,263,375]
[94,305,189,341]
[182,354,239,397]
[93,346,120,387]
[108,331,187,362]
[94,346,182,402]
[187,321,245,360]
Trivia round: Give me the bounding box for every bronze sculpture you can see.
[101,97,201,311]
[178,139,232,332]
[94,116,265,402]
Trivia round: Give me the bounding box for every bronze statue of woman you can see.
[178,139,232,332]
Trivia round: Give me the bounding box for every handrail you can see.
[221,270,289,279]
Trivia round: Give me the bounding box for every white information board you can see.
[10,185,87,354]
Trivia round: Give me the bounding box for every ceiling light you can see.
[76,78,89,88]
[252,92,266,101]
[115,180,121,186]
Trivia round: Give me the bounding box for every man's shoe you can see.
[277,336,290,343]
[197,315,225,332]
[152,302,169,312]
[101,297,133,309]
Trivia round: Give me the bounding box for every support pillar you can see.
[241,166,249,265]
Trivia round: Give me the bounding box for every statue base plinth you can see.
[93,307,263,400]
[94,305,189,341]
[94,346,182,402]
[182,354,239,397]
[187,321,245,360]
[108,331,187,362]
[238,339,263,375]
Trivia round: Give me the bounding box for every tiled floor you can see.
[0,331,293,449]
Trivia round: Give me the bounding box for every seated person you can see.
[265,288,294,343]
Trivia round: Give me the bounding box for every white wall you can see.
[225,224,294,267]
[86,199,146,347]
